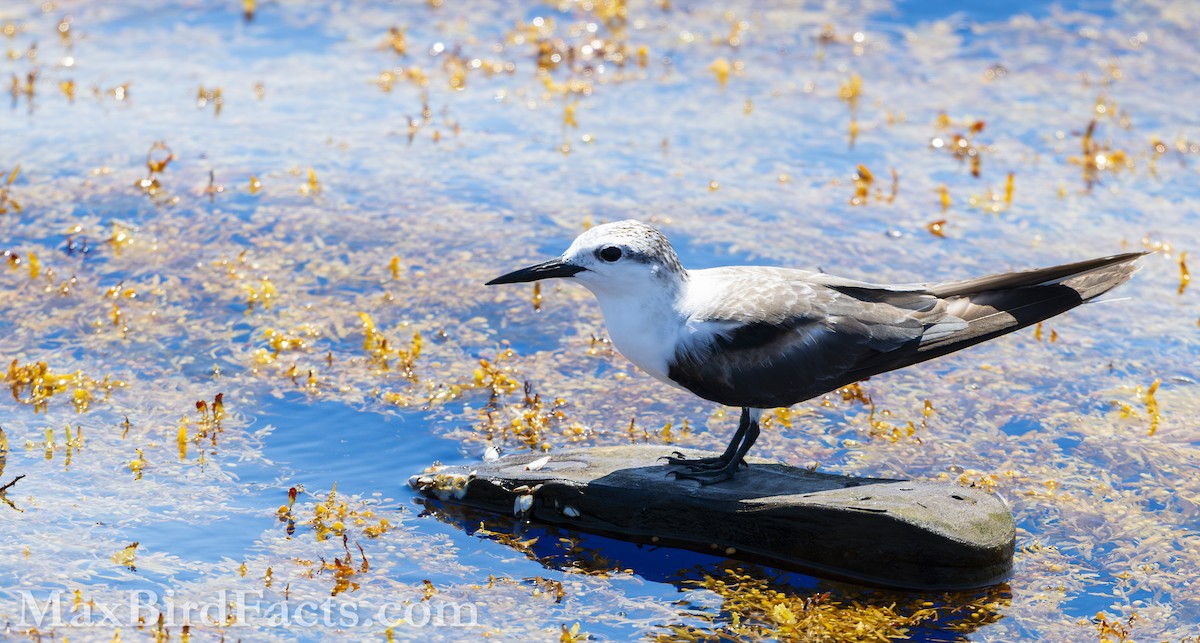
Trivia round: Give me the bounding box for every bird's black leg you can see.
[661,407,750,469]
[669,409,761,484]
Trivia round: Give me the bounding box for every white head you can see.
[486,220,688,299]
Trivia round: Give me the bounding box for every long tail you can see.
[917,251,1147,356]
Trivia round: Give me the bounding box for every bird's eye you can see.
[598,246,623,262]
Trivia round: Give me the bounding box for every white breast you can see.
[594,293,684,384]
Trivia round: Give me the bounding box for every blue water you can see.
[3,0,1198,640]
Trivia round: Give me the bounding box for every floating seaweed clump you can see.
[475,378,585,452]
[360,312,421,381]
[4,359,125,413]
[654,568,1009,642]
[271,484,393,596]
[294,535,371,596]
[177,393,226,460]
[931,113,987,177]
[285,483,394,544]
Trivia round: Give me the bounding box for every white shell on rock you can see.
[514,494,534,515]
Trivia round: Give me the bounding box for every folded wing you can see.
[669,253,1144,408]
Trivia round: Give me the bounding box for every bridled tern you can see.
[487,220,1144,484]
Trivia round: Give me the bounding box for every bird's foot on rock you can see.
[667,467,736,485]
[659,451,724,468]
[659,452,746,471]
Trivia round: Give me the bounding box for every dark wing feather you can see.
[914,252,1146,356]
[924,252,1147,298]
[669,320,897,408]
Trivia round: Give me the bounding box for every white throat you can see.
[586,279,686,383]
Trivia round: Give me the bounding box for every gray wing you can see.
[671,268,960,408]
[670,254,1143,409]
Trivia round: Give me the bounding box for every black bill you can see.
[486,258,586,285]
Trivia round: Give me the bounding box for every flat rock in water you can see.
[409,445,1014,590]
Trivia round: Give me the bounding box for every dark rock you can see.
[409,445,1014,590]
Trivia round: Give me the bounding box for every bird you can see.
[486,220,1145,484]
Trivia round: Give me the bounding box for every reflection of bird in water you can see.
[489,220,1144,484]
